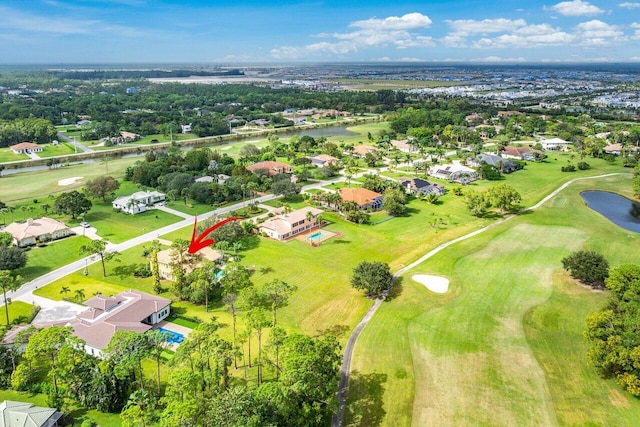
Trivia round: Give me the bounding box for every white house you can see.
[541,137,571,151]
[112,191,166,214]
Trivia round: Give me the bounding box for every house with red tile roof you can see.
[9,142,43,154]
[247,161,292,176]
[339,188,384,210]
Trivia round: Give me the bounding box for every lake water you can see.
[580,191,640,233]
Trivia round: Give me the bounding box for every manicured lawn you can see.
[0,156,141,204]
[15,235,93,282]
[344,174,640,426]
[3,300,35,325]
[0,149,28,162]
[37,143,76,158]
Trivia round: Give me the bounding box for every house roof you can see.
[309,154,338,164]
[400,177,440,189]
[9,142,40,151]
[247,161,292,176]
[502,146,532,157]
[120,131,140,139]
[259,207,323,236]
[541,137,571,145]
[64,290,171,350]
[3,218,70,242]
[352,145,378,156]
[113,190,165,206]
[157,246,223,266]
[339,188,383,206]
[0,400,61,427]
[390,139,412,151]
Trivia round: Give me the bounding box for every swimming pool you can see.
[307,231,326,241]
[157,327,184,344]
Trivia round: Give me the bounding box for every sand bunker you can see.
[221,146,232,150]
[58,176,83,186]
[413,274,449,294]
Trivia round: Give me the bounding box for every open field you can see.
[331,78,465,91]
[345,174,640,426]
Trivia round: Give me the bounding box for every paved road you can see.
[330,172,629,427]
[56,131,94,153]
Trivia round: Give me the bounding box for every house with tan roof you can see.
[351,145,379,158]
[308,154,339,168]
[339,188,384,210]
[156,245,223,281]
[246,161,292,176]
[0,400,64,427]
[9,142,43,155]
[390,139,416,153]
[258,206,323,241]
[60,290,172,358]
[3,217,73,247]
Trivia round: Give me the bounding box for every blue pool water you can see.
[215,270,224,280]
[157,327,184,344]
[307,231,325,241]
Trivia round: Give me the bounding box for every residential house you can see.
[604,143,623,155]
[339,188,384,210]
[3,217,73,247]
[540,137,571,151]
[247,161,293,176]
[156,246,223,281]
[400,178,446,197]
[501,146,537,161]
[390,139,416,153]
[258,206,323,241]
[102,131,141,145]
[112,191,166,214]
[351,145,379,158]
[59,290,172,358]
[9,142,43,155]
[195,174,230,185]
[0,400,64,427]
[469,154,520,174]
[429,162,478,184]
[308,154,339,168]
[181,123,192,134]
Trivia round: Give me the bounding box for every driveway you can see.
[15,291,86,324]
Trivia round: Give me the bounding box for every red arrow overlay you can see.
[188,216,243,254]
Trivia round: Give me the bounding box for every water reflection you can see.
[580,191,640,233]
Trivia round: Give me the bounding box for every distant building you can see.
[112,191,166,214]
[125,87,139,94]
[181,123,192,134]
[9,142,43,154]
[501,146,536,161]
[400,178,445,196]
[0,400,64,427]
[390,139,416,153]
[308,154,339,168]
[247,161,293,176]
[540,137,571,151]
[429,162,478,184]
[3,217,73,247]
[351,145,379,158]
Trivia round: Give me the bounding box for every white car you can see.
[80,221,90,228]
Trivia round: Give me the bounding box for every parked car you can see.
[80,221,90,228]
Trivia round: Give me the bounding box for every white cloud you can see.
[471,23,574,48]
[550,0,604,16]
[350,12,432,31]
[619,2,640,9]
[574,19,627,46]
[631,22,640,39]
[445,18,527,34]
[272,12,433,59]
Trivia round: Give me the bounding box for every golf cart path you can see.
[331,172,628,427]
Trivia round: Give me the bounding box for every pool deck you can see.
[154,320,192,349]
[296,228,339,245]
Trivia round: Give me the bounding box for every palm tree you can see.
[40,204,50,216]
[20,206,27,221]
[0,270,22,326]
[0,208,7,225]
[27,206,36,218]
[7,206,15,223]
[74,288,85,303]
[60,286,70,299]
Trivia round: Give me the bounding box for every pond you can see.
[580,191,640,233]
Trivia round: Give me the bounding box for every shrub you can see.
[561,164,576,172]
[577,161,591,170]
[561,250,609,288]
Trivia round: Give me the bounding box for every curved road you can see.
[331,172,629,427]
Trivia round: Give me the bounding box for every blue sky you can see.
[1,0,639,64]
